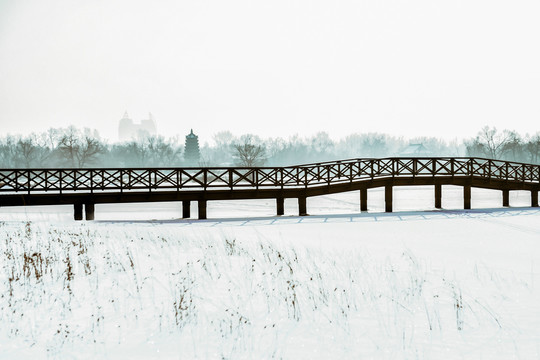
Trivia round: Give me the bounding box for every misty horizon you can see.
[2,0,540,143]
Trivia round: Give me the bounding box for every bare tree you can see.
[309,132,333,154]
[525,133,540,164]
[468,126,513,159]
[0,136,18,167]
[57,127,104,167]
[501,131,523,161]
[233,135,266,167]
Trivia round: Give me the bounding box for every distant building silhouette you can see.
[118,112,157,141]
[399,143,431,157]
[184,129,200,164]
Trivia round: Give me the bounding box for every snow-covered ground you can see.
[0,186,539,359]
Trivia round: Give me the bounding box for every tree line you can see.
[0,125,539,168]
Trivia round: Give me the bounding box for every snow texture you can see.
[0,186,539,359]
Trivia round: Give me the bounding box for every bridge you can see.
[0,157,539,220]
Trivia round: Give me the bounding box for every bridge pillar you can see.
[198,200,207,220]
[434,184,442,209]
[385,185,393,213]
[532,191,539,208]
[464,185,471,210]
[360,188,368,212]
[85,203,95,220]
[298,197,307,216]
[182,201,191,218]
[276,197,284,216]
[74,203,83,221]
[502,189,510,207]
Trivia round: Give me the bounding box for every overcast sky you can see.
[1,0,539,144]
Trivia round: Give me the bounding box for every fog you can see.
[2,125,540,168]
[1,0,540,145]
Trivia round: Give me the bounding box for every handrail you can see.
[0,157,539,194]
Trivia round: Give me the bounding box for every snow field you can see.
[1,209,540,359]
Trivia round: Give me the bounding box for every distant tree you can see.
[57,127,104,167]
[15,135,53,168]
[501,131,523,161]
[361,133,388,157]
[209,131,235,165]
[112,135,182,167]
[0,136,18,167]
[233,135,266,167]
[146,135,182,166]
[309,132,334,155]
[525,133,540,164]
[467,126,513,159]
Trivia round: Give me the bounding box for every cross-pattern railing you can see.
[0,157,539,194]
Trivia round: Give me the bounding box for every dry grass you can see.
[0,221,534,359]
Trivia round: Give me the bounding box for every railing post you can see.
[255,169,259,189]
[502,189,510,207]
[27,170,31,194]
[327,165,330,185]
[229,169,233,189]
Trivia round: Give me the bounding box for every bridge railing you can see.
[0,157,539,194]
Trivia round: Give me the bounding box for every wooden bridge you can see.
[0,157,539,220]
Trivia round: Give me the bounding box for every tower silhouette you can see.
[184,129,200,164]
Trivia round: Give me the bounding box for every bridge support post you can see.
[434,184,442,209]
[532,191,539,208]
[276,197,284,216]
[298,197,307,216]
[360,188,368,212]
[85,203,95,220]
[464,185,471,210]
[502,189,510,207]
[182,201,191,218]
[385,185,393,213]
[74,203,83,221]
[198,200,207,220]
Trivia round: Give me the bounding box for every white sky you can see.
[1,0,539,144]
